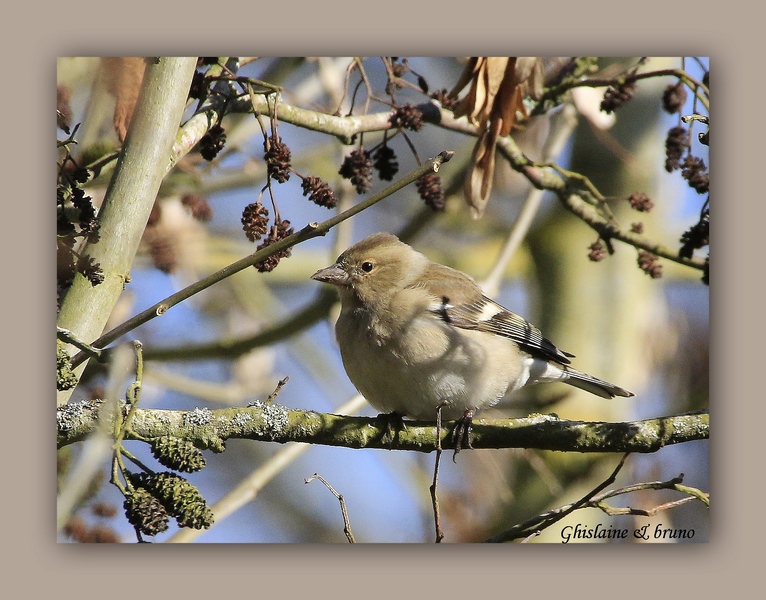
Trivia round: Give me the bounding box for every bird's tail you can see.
[563,367,634,399]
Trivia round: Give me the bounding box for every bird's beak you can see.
[311,263,350,286]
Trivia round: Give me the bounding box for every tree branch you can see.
[539,68,709,112]
[433,108,707,271]
[58,402,709,454]
[170,70,706,273]
[57,57,199,405]
[70,151,454,368]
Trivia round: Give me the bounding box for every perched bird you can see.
[311,232,633,448]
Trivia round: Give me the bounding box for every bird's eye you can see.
[361,261,374,273]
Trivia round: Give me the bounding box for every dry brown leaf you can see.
[100,57,147,142]
[450,57,544,218]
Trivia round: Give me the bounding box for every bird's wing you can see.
[417,264,573,364]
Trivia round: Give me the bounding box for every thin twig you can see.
[353,57,373,116]
[265,376,290,405]
[111,340,147,524]
[597,494,697,516]
[485,459,708,542]
[57,327,105,362]
[589,476,710,515]
[485,453,631,542]
[429,107,706,271]
[545,453,630,526]
[305,473,356,543]
[496,138,706,270]
[430,403,447,543]
[175,74,707,274]
[97,205,440,365]
[493,472,708,542]
[541,68,709,111]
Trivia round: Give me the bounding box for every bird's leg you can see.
[451,408,475,461]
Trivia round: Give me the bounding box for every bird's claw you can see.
[376,411,407,447]
[451,408,475,461]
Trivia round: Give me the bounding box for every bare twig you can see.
[485,453,631,542]
[91,204,442,368]
[590,476,709,515]
[497,137,706,270]
[305,473,356,543]
[540,67,709,111]
[169,71,707,275]
[430,403,447,543]
[429,108,706,272]
[265,376,290,405]
[57,327,105,362]
[485,458,709,543]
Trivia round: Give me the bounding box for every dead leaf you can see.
[450,57,544,218]
[100,57,146,142]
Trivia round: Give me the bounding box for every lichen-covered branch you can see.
[58,401,709,454]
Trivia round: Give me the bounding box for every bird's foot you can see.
[376,411,407,447]
[451,408,475,461]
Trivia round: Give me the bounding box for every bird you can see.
[311,232,633,450]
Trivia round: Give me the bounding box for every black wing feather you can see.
[435,296,573,365]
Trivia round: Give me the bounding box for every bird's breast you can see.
[334,309,523,419]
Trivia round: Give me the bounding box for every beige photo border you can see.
[15,1,752,597]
